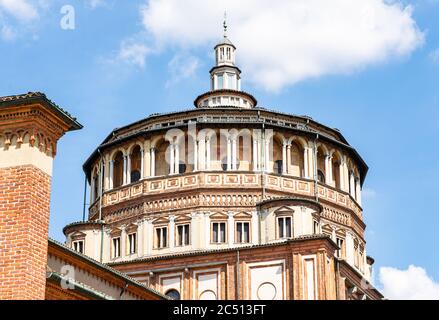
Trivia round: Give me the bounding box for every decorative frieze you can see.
[92,172,362,220]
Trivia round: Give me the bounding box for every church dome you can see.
[63,20,375,300]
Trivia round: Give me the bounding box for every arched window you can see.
[92,171,99,202]
[271,137,283,173]
[331,153,341,189]
[165,289,180,300]
[290,140,305,177]
[317,170,325,183]
[155,140,170,176]
[316,146,327,184]
[130,145,142,183]
[113,151,124,188]
[237,134,251,170]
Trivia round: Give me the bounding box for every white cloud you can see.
[116,38,152,68]
[429,49,439,64]
[137,0,424,91]
[0,0,39,22]
[379,265,439,300]
[166,53,200,87]
[87,0,107,10]
[1,23,15,40]
[0,0,51,41]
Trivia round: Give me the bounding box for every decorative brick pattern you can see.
[0,165,51,300]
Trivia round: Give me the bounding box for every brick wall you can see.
[0,165,51,300]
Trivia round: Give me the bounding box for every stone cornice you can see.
[0,92,82,132]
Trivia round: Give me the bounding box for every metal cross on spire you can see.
[223,11,228,38]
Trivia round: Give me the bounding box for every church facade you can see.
[62,28,382,300]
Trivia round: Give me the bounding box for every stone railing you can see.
[89,172,362,220]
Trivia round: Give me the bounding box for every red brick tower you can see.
[0,93,81,300]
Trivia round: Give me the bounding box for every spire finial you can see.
[223,11,228,38]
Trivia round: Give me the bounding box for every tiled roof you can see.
[62,220,105,235]
[49,238,168,299]
[81,105,368,184]
[257,196,324,211]
[0,92,82,131]
[46,270,114,300]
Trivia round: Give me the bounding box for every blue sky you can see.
[1,1,438,298]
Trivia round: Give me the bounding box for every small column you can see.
[303,148,309,178]
[150,147,156,177]
[324,154,330,184]
[342,158,350,192]
[251,211,259,245]
[104,156,110,191]
[126,154,131,184]
[206,138,211,170]
[227,138,231,171]
[169,215,175,249]
[213,75,218,89]
[123,155,127,185]
[355,178,362,205]
[137,220,144,258]
[90,173,95,203]
[257,137,261,171]
[103,228,111,263]
[345,232,355,266]
[121,226,127,258]
[204,212,210,247]
[140,148,144,179]
[282,142,287,175]
[169,143,175,175]
[143,140,151,178]
[92,230,100,260]
[193,139,198,171]
[227,212,234,246]
[109,160,114,189]
[190,212,198,249]
[98,162,103,197]
[174,143,180,174]
[199,138,206,170]
[252,137,258,171]
[286,143,291,175]
[264,140,270,172]
[339,161,345,191]
[231,137,237,170]
[144,219,152,256]
[327,155,333,185]
[349,172,355,198]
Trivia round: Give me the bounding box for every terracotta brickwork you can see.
[111,238,339,300]
[0,165,51,300]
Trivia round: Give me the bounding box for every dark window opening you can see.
[317,170,325,184]
[221,157,228,171]
[165,289,180,300]
[131,170,141,183]
[179,163,187,174]
[274,160,283,174]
